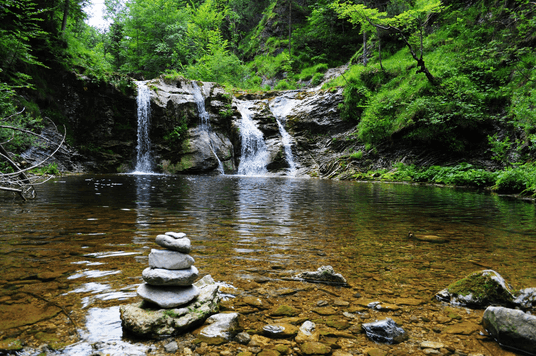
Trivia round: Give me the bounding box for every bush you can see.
[494,167,529,193]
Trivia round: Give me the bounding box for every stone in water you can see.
[142,266,199,286]
[148,249,195,270]
[155,235,191,253]
[137,284,199,308]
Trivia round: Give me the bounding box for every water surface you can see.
[1,175,535,353]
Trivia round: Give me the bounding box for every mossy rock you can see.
[270,305,299,317]
[436,270,516,308]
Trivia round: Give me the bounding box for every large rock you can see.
[142,266,199,286]
[137,284,199,308]
[482,306,536,355]
[155,234,191,253]
[294,266,347,286]
[513,287,536,309]
[436,270,516,308]
[197,313,240,345]
[148,249,195,270]
[120,275,220,338]
[362,318,408,344]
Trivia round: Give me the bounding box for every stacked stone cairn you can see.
[137,232,200,308]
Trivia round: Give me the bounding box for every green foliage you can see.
[164,119,188,145]
[31,163,60,176]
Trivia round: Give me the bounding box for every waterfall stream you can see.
[269,96,297,176]
[133,82,153,173]
[236,101,269,176]
[192,82,224,174]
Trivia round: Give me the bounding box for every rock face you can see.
[120,275,220,338]
[436,270,516,308]
[295,266,347,286]
[362,318,408,344]
[482,306,536,355]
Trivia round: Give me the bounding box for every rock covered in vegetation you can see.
[294,265,347,286]
[435,270,516,308]
[120,275,220,338]
[482,306,536,355]
[361,318,408,344]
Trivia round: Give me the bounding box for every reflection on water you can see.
[1,174,535,353]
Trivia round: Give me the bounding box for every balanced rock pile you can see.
[137,232,200,308]
[120,232,220,338]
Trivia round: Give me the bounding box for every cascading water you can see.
[269,96,297,176]
[236,101,269,176]
[134,82,153,173]
[192,82,224,174]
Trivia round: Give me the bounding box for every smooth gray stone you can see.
[148,249,194,270]
[483,306,536,355]
[165,232,186,239]
[142,266,199,286]
[137,283,199,308]
[155,235,191,253]
[199,313,240,342]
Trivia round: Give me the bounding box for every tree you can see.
[332,0,443,84]
[1,108,66,200]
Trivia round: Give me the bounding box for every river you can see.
[1,174,535,354]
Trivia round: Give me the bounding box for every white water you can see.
[192,82,224,174]
[236,101,269,176]
[133,82,153,173]
[269,96,298,176]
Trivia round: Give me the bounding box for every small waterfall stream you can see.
[236,101,269,176]
[269,96,297,176]
[192,82,224,174]
[134,82,153,173]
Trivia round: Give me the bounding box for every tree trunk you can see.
[288,0,292,56]
[378,29,384,71]
[61,0,69,34]
[0,143,32,200]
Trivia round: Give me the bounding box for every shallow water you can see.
[1,174,535,354]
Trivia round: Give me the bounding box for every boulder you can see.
[142,266,199,286]
[120,275,220,338]
[148,249,195,270]
[436,270,516,308]
[513,287,536,309]
[362,318,408,344]
[155,235,191,253]
[294,266,347,286]
[482,306,536,355]
[137,284,199,308]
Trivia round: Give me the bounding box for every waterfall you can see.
[269,96,297,176]
[134,81,153,173]
[192,82,224,174]
[236,101,269,176]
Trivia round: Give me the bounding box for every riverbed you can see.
[1,174,535,355]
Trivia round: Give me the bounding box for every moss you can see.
[447,271,515,305]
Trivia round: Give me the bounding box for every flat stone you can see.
[443,322,480,335]
[263,323,298,338]
[420,341,444,349]
[137,283,199,308]
[313,307,337,315]
[142,266,198,286]
[156,235,191,253]
[300,341,331,355]
[148,249,195,270]
[165,231,186,239]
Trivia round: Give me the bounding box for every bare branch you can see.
[1,107,25,122]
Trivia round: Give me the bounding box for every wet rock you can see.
[263,323,298,339]
[155,235,191,253]
[197,312,240,345]
[482,306,536,355]
[362,318,408,344]
[164,341,178,353]
[420,341,444,349]
[148,249,195,270]
[142,266,199,286]
[313,307,337,315]
[365,349,387,356]
[443,322,480,335]
[235,331,251,344]
[436,270,516,308]
[120,275,219,338]
[299,341,331,355]
[165,232,186,239]
[243,296,264,308]
[257,350,280,356]
[295,321,319,343]
[295,266,347,286]
[137,284,200,308]
[270,305,299,317]
[513,287,536,309]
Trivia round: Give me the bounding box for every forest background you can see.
[1,0,536,195]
